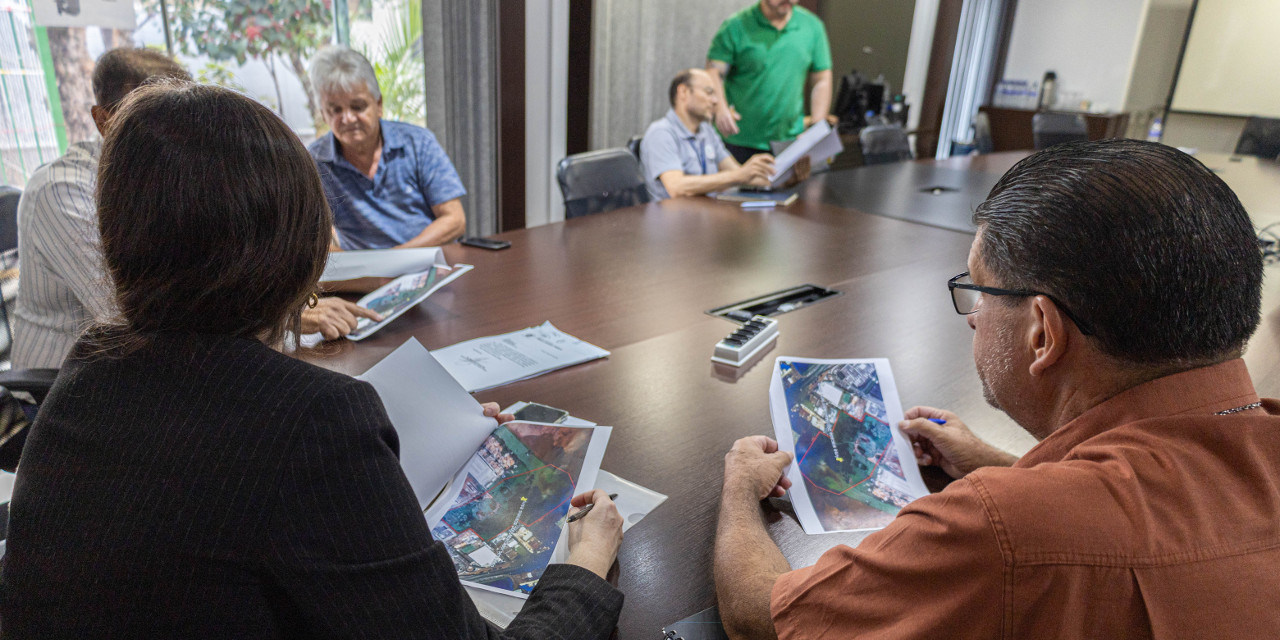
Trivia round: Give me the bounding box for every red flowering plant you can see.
[146,0,333,126]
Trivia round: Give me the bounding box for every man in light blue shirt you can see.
[641,69,781,200]
[308,46,467,250]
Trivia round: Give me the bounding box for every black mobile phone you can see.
[459,236,511,250]
[512,402,569,424]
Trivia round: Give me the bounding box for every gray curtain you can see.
[590,0,747,150]
[422,0,499,236]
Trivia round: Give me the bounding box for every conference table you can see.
[304,150,1280,639]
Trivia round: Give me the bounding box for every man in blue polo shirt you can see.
[308,46,466,250]
[641,69,779,200]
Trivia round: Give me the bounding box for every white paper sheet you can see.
[320,247,446,282]
[593,470,669,532]
[466,403,667,628]
[301,264,472,346]
[769,120,844,187]
[346,264,473,341]
[357,338,497,508]
[769,357,928,534]
[434,322,610,392]
[501,403,668,533]
[462,467,668,628]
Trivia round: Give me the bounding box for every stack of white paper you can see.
[321,247,447,282]
[360,339,615,610]
[433,321,610,392]
[769,120,844,187]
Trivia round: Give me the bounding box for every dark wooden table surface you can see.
[303,152,1280,639]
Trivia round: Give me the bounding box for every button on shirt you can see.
[771,358,1280,638]
[309,120,466,250]
[641,109,732,200]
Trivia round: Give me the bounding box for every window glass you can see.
[1,0,425,187]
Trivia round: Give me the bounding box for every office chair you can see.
[556,148,650,219]
[0,186,56,470]
[1032,112,1088,150]
[1234,117,1280,160]
[0,368,58,472]
[0,187,21,371]
[858,124,913,165]
[626,135,642,159]
[0,187,19,257]
[974,111,995,154]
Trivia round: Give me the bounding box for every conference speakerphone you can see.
[711,315,779,367]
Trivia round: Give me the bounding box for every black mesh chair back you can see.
[1032,112,1088,150]
[858,124,913,165]
[1234,117,1280,160]
[974,111,995,154]
[0,187,20,371]
[556,148,650,219]
[0,187,20,254]
[626,135,642,159]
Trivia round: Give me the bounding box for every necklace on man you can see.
[1216,402,1262,415]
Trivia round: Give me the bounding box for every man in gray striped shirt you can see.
[13,48,192,369]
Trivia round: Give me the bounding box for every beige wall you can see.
[1117,0,1249,152]
[820,0,917,96]
[1162,112,1247,154]
[1002,0,1146,112]
[1171,0,1280,118]
[1123,0,1192,137]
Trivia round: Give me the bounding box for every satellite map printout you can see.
[769,357,928,534]
[425,421,609,597]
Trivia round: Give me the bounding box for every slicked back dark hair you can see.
[93,81,331,353]
[973,139,1262,367]
[669,69,695,107]
[92,48,190,111]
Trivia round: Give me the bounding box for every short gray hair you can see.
[309,45,381,103]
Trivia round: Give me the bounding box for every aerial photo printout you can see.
[348,264,472,341]
[425,421,607,597]
[770,357,929,534]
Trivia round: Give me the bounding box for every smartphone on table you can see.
[459,236,511,250]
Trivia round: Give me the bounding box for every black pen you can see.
[565,493,619,524]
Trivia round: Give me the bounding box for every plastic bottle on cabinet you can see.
[1147,115,1163,142]
[1038,71,1057,111]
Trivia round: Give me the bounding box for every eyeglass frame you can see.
[947,271,1096,336]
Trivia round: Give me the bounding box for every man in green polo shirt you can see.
[707,0,834,164]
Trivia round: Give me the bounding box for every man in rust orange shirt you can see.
[715,139,1280,639]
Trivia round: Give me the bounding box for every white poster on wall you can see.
[32,0,136,30]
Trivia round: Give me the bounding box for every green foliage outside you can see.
[358,0,425,127]
[140,0,425,133]
[142,0,332,130]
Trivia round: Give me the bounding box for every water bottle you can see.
[1038,71,1057,111]
[1147,116,1163,142]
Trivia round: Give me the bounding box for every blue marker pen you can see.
[928,418,947,425]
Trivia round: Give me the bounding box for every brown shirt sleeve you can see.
[771,477,1010,639]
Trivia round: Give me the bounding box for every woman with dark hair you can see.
[0,82,625,638]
